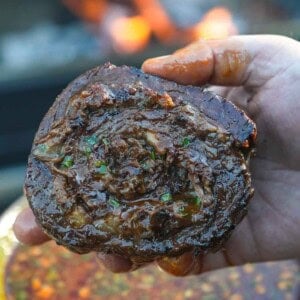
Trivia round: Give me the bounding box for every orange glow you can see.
[133,0,176,42]
[62,1,239,53]
[62,0,107,23]
[192,7,237,40]
[109,16,151,54]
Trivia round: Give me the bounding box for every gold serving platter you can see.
[0,197,27,299]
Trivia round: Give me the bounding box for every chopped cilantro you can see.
[108,197,120,208]
[85,135,98,146]
[181,137,191,147]
[160,193,172,202]
[94,160,106,167]
[194,196,202,206]
[83,135,98,156]
[36,143,49,153]
[61,156,74,168]
[150,150,156,160]
[97,164,107,175]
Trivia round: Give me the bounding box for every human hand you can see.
[14,35,300,276]
[142,34,300,274]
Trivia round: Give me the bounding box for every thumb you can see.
[13,208,50,245]
[142,35,299,87]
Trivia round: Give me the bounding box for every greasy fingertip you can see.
[142,56,171,76]
[13,207,50,245]
[97,253,133,273]
[156,251,198,276]
[142,41,214,86]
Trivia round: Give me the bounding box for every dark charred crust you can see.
[25,63,256,265]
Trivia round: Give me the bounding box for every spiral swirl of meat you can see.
[25,64,256,265]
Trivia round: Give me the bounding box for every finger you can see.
[13,207,50,245]
[155,215,264,277]
[193,217,259,274]
[97,253,133,273]
[142,35,298,87]
[156,250,198,276]
[156,250,226,277]
[143,40,214,86]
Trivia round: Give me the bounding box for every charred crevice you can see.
[75,196,92,215]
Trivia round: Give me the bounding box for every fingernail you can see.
[150,55,171,61]
[142,55,171,69]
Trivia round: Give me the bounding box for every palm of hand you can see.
[217,58,300,263]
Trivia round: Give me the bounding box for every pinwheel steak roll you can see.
[25,63,256,265]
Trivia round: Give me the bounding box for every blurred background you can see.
[1,0,300,213]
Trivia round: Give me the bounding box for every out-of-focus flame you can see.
[62,0,107,23]
[109,15,151,54]
[133,0,176,42]
[62,1,238,54]
[192,6,237,40]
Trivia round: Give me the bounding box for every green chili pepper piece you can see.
[194,196,202,206]
[85,135,98,146]
[61,156,74,168]
[97,164,107,175]
[181,137,191,147]
[108,197,120,208]
[150,150,156,160]
[160,193,172,202]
